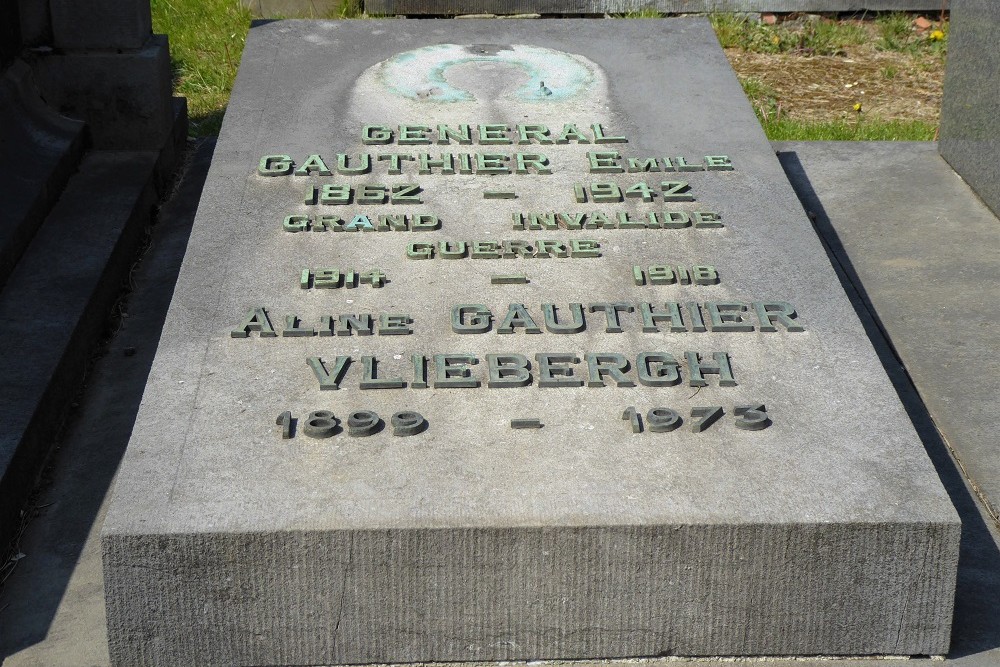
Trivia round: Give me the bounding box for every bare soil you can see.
[721,20,945,125]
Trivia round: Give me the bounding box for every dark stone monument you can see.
[939,0,1000,219]
[0,0,185,553]
[101,18,958,666]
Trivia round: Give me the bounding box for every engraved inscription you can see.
[241,118,808,435]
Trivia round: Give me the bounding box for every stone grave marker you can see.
[101,18,960,666]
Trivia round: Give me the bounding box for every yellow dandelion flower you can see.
[771,35,780,45]
[929,30,945,41]
[853,102,863,112]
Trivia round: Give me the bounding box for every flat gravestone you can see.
[101,19,960,667]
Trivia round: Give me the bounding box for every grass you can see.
[740,75,780,119]
[275,0,366,18]
[875,11,948,56]
[762,117,936,141]
[151,0,253,137]
[738,74,936,140]
[152,4,946,140]
[711,11,946,58]
[336,0,365,18]
[616,8,664,18]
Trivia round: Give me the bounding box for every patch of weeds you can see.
[739,75,781,120]
[794,16,867,55]
[881,65,898,80]
[328,0,365,18]
[617,7,663,18]
[924,21,948,58]
[710,12,753,49]
[876,12,913,51]
[710,13,787,53]
[711,13,866,56]
[874,11,947,57]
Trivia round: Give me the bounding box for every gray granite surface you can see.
[0,61,85,289]
[99,19,957,665]
[939,0,1000,219]
[776,141,1000,537]
[0,150,158,553]
[0,140,215,667]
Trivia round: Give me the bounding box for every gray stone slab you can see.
[0,150,159,554]
[360,1,941,17]
[0,3,20,70]
[775,140,1000,529]
[16,0,51,47]
[30,34,174,150]
[0,140,214,667]
[939,0,1000,220]
[102,19,958,666]
[0,60,85,289]
[49,0,152,50]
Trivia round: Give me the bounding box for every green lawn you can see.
[152,0,253,136]
[762,117,936,141]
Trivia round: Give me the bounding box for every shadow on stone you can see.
[0,140,214,661]
[189,108,228,139]
[777,149,1000,658]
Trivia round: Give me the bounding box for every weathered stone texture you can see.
[102,19,959,666]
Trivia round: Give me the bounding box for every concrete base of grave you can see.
[30,35,175,150]
[105,524,958,664]
[0,98,187,556]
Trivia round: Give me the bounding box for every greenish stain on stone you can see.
[377,44,595,103]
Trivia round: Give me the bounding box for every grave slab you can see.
[101,19,959,666]
[5,142,999,667]
[0,60,85,289]
[776,141,1000,530]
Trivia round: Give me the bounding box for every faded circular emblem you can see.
[374,43,597,103]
